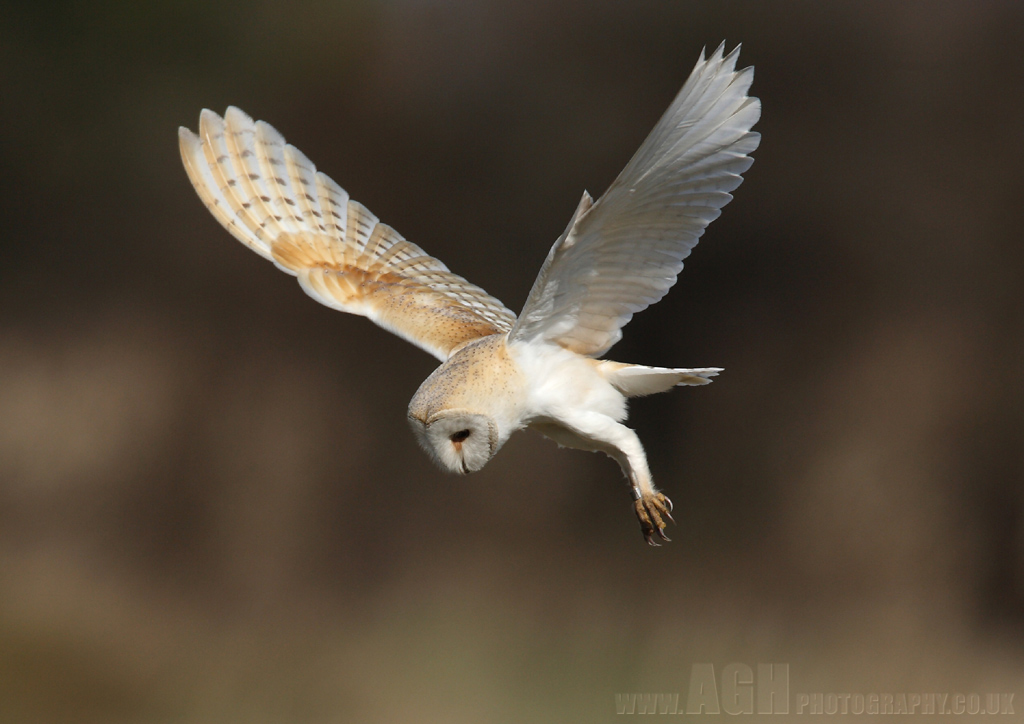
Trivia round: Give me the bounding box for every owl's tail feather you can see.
[596,361,722,397]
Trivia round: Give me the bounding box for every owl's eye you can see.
[450,429,471,443]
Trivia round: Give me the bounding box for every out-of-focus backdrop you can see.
[2,1,1023,721]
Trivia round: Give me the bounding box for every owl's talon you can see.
[633,491,675,546]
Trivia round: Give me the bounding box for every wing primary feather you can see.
[222,106,292,244]
[197,110,272,245]
[284,144,328,235]
[180,107,517,362]
[180,123,275,259]
[253,120,303,235]
[510,44,760,357]
[179,127,247,243]
[314,171,350,266]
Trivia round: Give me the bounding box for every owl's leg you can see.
[546,411,674,545]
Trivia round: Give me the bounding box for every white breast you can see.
[508,341,628,424]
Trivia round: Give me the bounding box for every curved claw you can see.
[633,491,675,546]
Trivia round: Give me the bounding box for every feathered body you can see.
[179,44,761,544]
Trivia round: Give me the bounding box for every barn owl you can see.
[179,43,759,545]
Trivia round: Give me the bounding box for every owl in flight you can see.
[179,44,759,545]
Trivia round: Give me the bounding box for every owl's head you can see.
[408,409,498,475]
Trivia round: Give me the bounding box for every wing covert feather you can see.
[511,43,760,357]
[179,108,516,361]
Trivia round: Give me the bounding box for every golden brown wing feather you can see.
[179,107,516,361]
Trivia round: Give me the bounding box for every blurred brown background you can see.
[2,1,1023,721]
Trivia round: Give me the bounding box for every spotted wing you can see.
[179,107,516,361]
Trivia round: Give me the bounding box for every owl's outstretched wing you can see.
[179,108,516,362]
[510,43,760,357]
